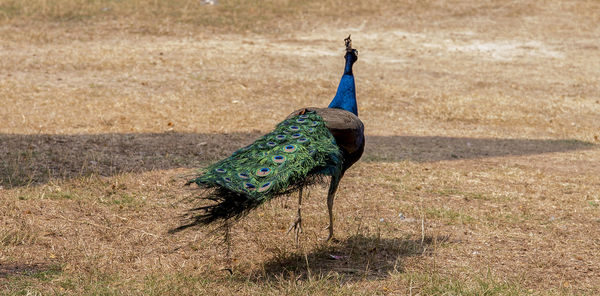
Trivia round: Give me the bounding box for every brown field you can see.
[1,0,600,295]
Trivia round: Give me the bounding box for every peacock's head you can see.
[345,48,358,65]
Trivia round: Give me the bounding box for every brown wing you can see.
[287,107,365,171]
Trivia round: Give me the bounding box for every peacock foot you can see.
[287,215,303,244]
[322,224,337,242]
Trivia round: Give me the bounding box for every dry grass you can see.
[1,0,600,295]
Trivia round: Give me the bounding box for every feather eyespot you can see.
[307,128,315,133]
[215,168,226,173]
[222,177,231,182]
[283,145,297,153]
[289,125,300,131]
[297,138,309,143]
[296,118,306,123]
[258,182,272,192]
[238,173,249,179]
[275,135,286,141]
[256,167,271,176]
[299,114,309,119]
[244,183,256,191]
[266,141,277,147]
[310,121,319,126]
[272,155,286,163]
[257,143,265,149]
[291,133,302,139]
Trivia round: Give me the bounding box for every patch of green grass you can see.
[46,191,77,200]
[77,272,123,295]
[25,265,62,282]
[142,273,214,295]
[1,264,62,295]
[44,270,124,295]
[433,188,462,196]
[111,193,135,205]
[467,192,488,200]
[426,207,475,225]
[102,192,143,209]
[1,228,38,247]
[16,190,79,200]
[0,0,106,21]
[0,3,19,18]
[393,271,529,296]
[259,273,356,296]
[432,188,490,200]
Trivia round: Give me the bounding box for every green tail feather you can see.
[173,111,342,231]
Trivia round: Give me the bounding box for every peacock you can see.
[174,36,364,242]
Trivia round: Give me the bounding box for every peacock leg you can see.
[325,174,341,242]
[287,187,303,244]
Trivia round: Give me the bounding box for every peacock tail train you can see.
[173,111,343,231]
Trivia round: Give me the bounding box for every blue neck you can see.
[328,58,358,116]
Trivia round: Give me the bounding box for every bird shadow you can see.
[0,132,257,188]
[1,132,596,188]
[251,233,446,282]
[365,135,596,162]
[0,262,61,280]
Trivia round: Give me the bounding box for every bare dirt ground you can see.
[1,0,599,294]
